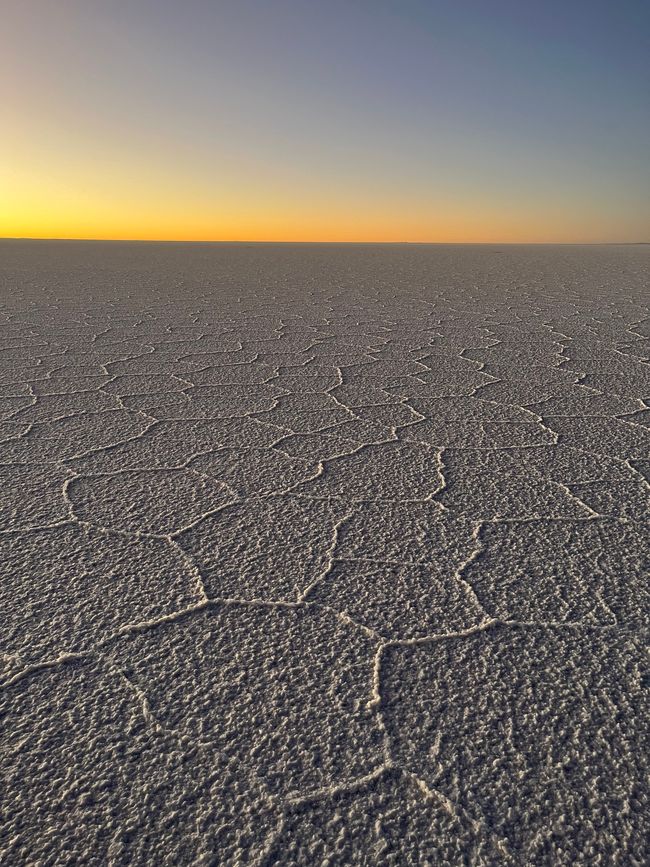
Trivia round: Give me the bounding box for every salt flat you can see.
[0,241,648,865]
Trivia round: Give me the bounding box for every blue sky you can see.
[3,0,649,240]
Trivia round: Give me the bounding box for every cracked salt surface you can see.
[0,241,648,865]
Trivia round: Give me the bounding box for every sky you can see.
[2,0,649,242]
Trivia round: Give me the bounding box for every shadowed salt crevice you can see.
[260,765,515,866]
[304,512,491,639]
[0,523,204,675]
[175,496,352,601]
[297,509,355,601]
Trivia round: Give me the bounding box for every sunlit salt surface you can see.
[1,241,648,864]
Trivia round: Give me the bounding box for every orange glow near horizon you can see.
[3,162,644,244]
[3,137,646,243]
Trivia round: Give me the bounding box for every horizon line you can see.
[2,237,649,246]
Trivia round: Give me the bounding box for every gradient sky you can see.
[2,0,649,242]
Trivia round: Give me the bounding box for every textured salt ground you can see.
[0,241,648,866]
